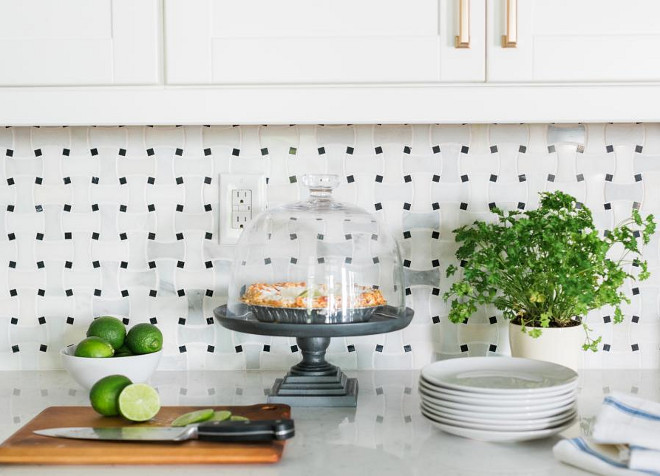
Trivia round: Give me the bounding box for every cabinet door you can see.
[165,0,485,84]
[487,0,660,82]
[0,0,160,86]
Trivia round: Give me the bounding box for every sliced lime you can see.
[171,408,215,427]
[118,383,160,422]
[210,410,232,422]
[230,415,250,422]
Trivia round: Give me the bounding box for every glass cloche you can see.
[225,174,407,325]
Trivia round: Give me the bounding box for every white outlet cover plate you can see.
[219,173,266,244]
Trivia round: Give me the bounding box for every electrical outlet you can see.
[219,174,266,244]
[232,189,252,229]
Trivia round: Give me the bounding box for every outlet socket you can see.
[219,174,266,244]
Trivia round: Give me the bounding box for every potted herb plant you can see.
[443,191,656,369]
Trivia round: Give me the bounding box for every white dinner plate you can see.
[421,408,578,442]
[421,357,578,395]
[419,375,577,399]
[420,403,577,431]
[419,385,576,413]
[418,378,576,407]
[421,397,576,420]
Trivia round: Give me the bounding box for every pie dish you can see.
[242,281,386,323]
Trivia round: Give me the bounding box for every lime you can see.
[230,415,250,422]
[74,337,115,358]
[87,316,126,350]
[210,410,232,422]
[118,383,161,422]
[89,375,132,416]
[114,345,133,357]
[125,323,163,354]
[171,409,215,427]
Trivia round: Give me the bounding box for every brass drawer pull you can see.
[501,0,517,48]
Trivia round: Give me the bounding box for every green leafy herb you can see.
[443,191,656,350]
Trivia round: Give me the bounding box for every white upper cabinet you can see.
[164,0,485,84]
[487,0,660,82]
[0,0,160,86]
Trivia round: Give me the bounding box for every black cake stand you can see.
[214,305,414,407]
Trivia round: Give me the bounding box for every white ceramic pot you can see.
[508,321,584,371]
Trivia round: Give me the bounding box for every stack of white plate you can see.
[419,357,579,442]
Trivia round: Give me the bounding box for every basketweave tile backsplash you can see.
[1,123,659,371]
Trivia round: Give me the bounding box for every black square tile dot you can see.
[547,174,556,182]
[204,148,212,156]
[432,174,440,182]
[605,173,613,182]
[375,146,383,154]
[346,146,354,155]
[489,174,497,182]
[66,317,74,325]
[603,315,611,323]
[346,175,355,183]
[460,146,469,154]
[631,343,640,351]
[489,316,497,324]
[375,344,384,352]
[175,148,183,156]
[460,344,469,352]
[635,145,644,153]
[432,316,440,324]
[548,145,556,153]
[404,174,412,183]
[207,345,215,353]
[459,202,468,211]
[318,146,326,155]
[375,175,383,183]
[517,202,525,210]
[461,174,469,182]
[176,204,184,212]
[374,203,382,211]
[347,344,355,352]
[232,148,240,156]
[432,145,441,154]
[632,315,640,323]
[635,173,643,182]
[519,145,527,153]
[403,202,411,210]
[261,147,269,156]
[606,145,614,153]
[206,289,214,297]
[403,146,411,154]
[146,148,155,156]
[490,145,498,153]
[489,344,497,352]
[34,149,42,157]
[403,231,411,239]
[432,202,440,210]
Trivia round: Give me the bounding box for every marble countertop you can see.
[1,369,659,476]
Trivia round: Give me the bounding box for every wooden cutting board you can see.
[0,404,291,465]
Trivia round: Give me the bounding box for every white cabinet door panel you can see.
[487,0,660,82]
[166,0,485,84]
[0,0,160,86]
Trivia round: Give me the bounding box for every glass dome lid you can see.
[226,174,406,324]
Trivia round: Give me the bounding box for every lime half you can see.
[118,383,161,422]
[171,409,215,427]
[210,410,232,422]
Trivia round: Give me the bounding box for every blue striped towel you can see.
[553,393,660,475]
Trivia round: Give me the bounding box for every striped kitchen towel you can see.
[553,393,660,475]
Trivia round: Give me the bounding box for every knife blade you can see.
[34,419,295,443]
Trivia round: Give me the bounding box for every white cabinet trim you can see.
[1,83,659,126]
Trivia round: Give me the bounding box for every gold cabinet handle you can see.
[501,0,517,48]
[454,0,470,48]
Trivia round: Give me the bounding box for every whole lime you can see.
[87,316,126,350]
[74,337,115,358]
[125,323,163,355]
[89,375,132,416]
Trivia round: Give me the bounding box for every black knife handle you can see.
[196,419,295,442]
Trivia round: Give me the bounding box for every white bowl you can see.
[61,344,162,390]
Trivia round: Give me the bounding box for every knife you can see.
[34,419,295,443]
